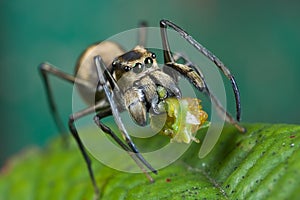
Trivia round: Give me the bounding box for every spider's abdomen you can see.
[75,41,125,106]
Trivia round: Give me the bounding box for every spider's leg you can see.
[68,103,107,200]
[173,52,195,66]
[165,52,197,83]
[138,21,148,47]
[94,55,157,175]
[165,62,245,132]
[93,111,155,182]
[39,63,94,140]
[160,19,242,122]
[39,63,76,135]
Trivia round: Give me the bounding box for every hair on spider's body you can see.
[76,44,181,126]
[39,19,245,199]
[111,46,181,125]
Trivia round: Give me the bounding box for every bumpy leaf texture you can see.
[0,124,299,200]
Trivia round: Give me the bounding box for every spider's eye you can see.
[133,62,143,73]
[151,53,156,59]
[124,66,131,72]
[112,61,118,67]
[144,57,153,68]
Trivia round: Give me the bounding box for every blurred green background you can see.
[1,0,299,165]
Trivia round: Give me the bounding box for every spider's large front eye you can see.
[144,57,153,68]
[133,62,143,73]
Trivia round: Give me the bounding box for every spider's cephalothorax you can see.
[111,46,181,126]
[39,19,246,199]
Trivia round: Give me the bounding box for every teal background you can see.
[1,0,300,165]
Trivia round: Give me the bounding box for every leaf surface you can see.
[0,124,299,200]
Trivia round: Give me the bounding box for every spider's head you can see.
[111,46,157,80]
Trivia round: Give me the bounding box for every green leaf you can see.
[1,124,299,200]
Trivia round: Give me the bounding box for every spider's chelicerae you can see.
[39,19,245,199]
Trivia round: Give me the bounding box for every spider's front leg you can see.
[160,19,242,123]
[165,62,245,132]
[159,19,245,132]
[94,55,157,177]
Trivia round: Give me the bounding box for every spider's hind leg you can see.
[39,63,77,143]
[68,105,103,200]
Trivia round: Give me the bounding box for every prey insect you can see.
[39,19,245,199]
